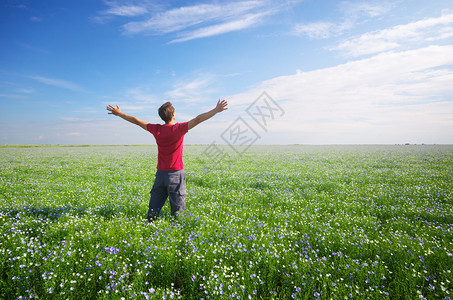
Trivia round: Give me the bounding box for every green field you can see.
[1,145,452,299]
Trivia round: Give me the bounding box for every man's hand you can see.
[214,99,228,113]
[106,104,148,131]
[107,104,122,116]
[188,98,229,130]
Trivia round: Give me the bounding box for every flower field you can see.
[1,145,452,299]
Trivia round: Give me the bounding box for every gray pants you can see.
[147,169,186,219]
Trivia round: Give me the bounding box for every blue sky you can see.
[1,0,453,145]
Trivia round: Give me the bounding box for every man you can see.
[106,99,228,220]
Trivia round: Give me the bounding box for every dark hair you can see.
[158,102,175,123]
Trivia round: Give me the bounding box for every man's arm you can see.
[106,104,148,131]
[188,99,228,130]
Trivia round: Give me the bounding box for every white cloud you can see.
[332,11,453,57]
[166,75,216,103]
[293,21,351,39]
[339,1,392,18]
[121,1,267,34]
[228,45,453,144]
[105,5,147,17]
[0,94,26,99]
[293,1,390,39]
[17,88,35,94]
[93,1,150,23]
[124,86,160,103]
[170,12,267,43]
[29,76,88,93]
[98,0,297,42]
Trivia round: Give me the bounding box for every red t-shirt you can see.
[146,122,189,171]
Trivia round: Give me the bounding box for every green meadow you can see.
[0,145,452,299]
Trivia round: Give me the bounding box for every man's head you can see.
[158,102,175,124]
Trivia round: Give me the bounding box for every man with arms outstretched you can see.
[107,99,228,221]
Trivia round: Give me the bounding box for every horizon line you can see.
[1,143,452,148]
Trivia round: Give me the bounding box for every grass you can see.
[0,145,452,299]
